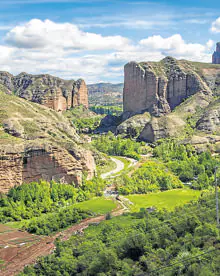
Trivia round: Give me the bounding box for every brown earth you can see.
[0,200,125,276]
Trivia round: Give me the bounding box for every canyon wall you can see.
[0,145,95,193]
[0,72,88,111]
[123,57,211,117]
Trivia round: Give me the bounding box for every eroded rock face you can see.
[0,145,95,193]
[123,57,211,117]
[0,72,88,111]
[212,42,220,64]
[196,106,220,133]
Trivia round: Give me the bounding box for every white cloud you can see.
[0,20,214,83]
[139,34,211,62]
[78,19,173,30]
[211,17,220,33]
[206,39,214,49]
[5,19,131,51]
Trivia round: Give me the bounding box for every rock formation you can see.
[119,57,220,145]
[0,144,95,193]
[0,72,88,111]
[0,91,95,193]
[123,57,211,117]
[212,42,220,64]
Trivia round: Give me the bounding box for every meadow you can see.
[73,197,117,214]
[125,188,202,212]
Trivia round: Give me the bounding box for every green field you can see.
[74,198,117,214]
[126,189,202,212]
[6,198,117,229]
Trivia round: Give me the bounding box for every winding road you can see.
[101,157,125,179]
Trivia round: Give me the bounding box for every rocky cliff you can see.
[119,57,220,148]
[0,91,95,193]
[123,57,212,117]
[212,42,220,64]
[0,72,88,111]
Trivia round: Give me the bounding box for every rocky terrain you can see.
[0,90,95,193]
[0,72,88,111]
[113,57,220,150]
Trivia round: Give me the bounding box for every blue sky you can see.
[0,0,220,83]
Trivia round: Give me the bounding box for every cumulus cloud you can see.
[0,19,214,82]
[139,34,211,62]
[5,19,131,51]
[211,17,220,33]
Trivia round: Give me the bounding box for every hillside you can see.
[0,90,95,193]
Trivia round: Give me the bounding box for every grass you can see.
[5,198,117,230]
[125,189,202,212]
[5,221,26,229]
[74,198,117,214]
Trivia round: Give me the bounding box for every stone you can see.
[116,112,151,137]
[0,145,95,193]
[196,103,220,133]
[123,57,212,117]
[0,72,88,111]
[212,42,220,64]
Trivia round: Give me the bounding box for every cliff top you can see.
[129,57,220,78]
[0,71,76,82]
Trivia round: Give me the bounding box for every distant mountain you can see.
[88,83,123,106]
[88,83,123,94]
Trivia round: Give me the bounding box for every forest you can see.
[0,177,107,234]
[20,193,220,276]
[92,132,147,160]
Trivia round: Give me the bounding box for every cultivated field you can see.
[74,198,117,214]
[126,189,202,212]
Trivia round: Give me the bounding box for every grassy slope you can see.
[126,189,202,212]
[0,90,86,155]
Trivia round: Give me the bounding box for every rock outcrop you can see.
[0,72,88,111]
[196,99,220,134]
[0,91,95,193]
[123,57,211,117]
[116,112,151,137]
[0,144,95,193]
[119,57,220,144]
[212,42,220,64]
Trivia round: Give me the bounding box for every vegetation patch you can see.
[20,194,220,275]
[74,198,117,214]
[126,189,202,212]
[92,132,147,160]
[116,160,183,195]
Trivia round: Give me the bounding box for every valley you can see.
[0,43,220,275]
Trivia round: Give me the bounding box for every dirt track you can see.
[0,202,125,276]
